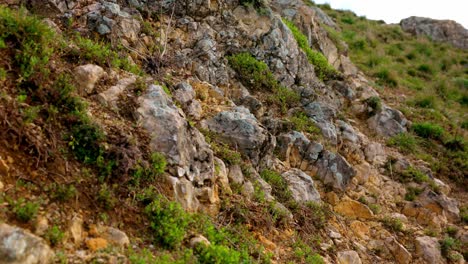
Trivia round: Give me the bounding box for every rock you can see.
[304,102,337,143]
[98,76,136,108]
[385,237,412,264]
[415,236,444,264]
[86,238,108,252]
[281,169,321,203]
[0,223,53,264]
[315,150,356,191]
[337,120,360,144]
[34,216,48,236]
[350,221,370,240]
[74,64,105,95]
[173,82,195,104]
[368,106,408,137]
[214,158,231,194]
[241,181,255,200]
[418,190,460,222]
[364,142,386,165]
[137,84,216,212]
[100,227,129,248]
[334,198,374,219]
[337,250,362,264]
[0,181,4,192]
[277,131,323,168]
[69,215,83,246]
[189,235,210,248]
[167,176,200,212]
[204,106,271,164]
[0,158,10,176]
[401,16,468,49]
[228,165,244,185]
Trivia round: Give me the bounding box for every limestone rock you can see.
[213,158,231,194]
[228,165,244,185]
[334,198,374,219]
[385,237,412,264]
[315,150,356,191]
[415,236,444,264]
[98,76,136,109]
[350,221,370,240]
[364,142,386,165]
[401,16,468,49]
[69,215,84,246]
[337,250,362,264]
[204,106,271,164]
[241,181,255,200]
[0,223,53,264]
[137,84,216,212]
[100,227,129,248]
[281,169,321,203]
[368,106,408,137]
[189,235,210,248]
[74,64,104,95]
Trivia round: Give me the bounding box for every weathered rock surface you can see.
[74,64,105,95]
[334,198,374,219]
[368,106,408,137]
[401,16,468,49]
[337,250,362,264]
[282,169,321,203]
[204,106,271,164]
[315,150,356,191]
[415,236,444,264]
[137,84,216,211]
[0,223,54,264]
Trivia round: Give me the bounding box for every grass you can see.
[400,166,429,183]
[412,122,445,140]
[260,169,293,205]
[9,197,40,223]
[290,111,321,134]
[364,96,382,116]
[382,217,404,232]
[387,133,418,154]
[283,19,339,81]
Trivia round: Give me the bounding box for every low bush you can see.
[145,196,191,249]
[9,198,40,223]
[382,217,404,232]
[260,169,293,205]
[440,236,460,257]
[387,133,418,154]
[405,186,423,201]
[227,52,277,91]
[364,96,382,116]
[400,166,429,183]
[196,244,242,264]
[412,122,445,140]
[290,111,320,134]
[45,225,64,246]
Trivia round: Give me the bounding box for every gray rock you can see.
[174,82,195,104]
[228,164,244,185]
[304,102,338,143]
[337,120,360,144]
[282,169,321,203]
[74,64,105,95]
[364,142,386,165]
[101,227,129,248]
[401,16,468,49]
[368,106,408,137]
[337,250,362,264]
[137,85,216,211]
[98,76,136,109]
[415,236,444,264]
[241,181,255,200]
[213,158,231,194]
[0,223,54,264]
[204,106,271,164]
[189,235,210,248]
[315,150,356,191]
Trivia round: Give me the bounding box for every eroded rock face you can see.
[415,236,444,264]
[137,84,216,212]
[315,150,356,191]
[282,169,321,203]
[401,16,468,49]
[0,223,54,264]
[337,250,362,264]
[74,64,105,95]
[368,106,408,137]
[204,106,272,164]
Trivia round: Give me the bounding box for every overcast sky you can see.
[313,0,468,29]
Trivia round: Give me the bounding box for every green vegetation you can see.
[290,111,321,134]
[283,19,339,81]
[9,198,40,223]
[382,217,404,232]
[364,96,382,116]
[412,122,445,140]
[49,183,77,202]
[45,225,65,246]
[440,236,460,257]
[228,52,300,113]
[97,184,118,210]
[387,133,418,154]
[400,166,429,183]
[195,244,242,264]
[260,169,293,205]
[0,7,54,80]
[292,239,324,264]
[405,186,423,201]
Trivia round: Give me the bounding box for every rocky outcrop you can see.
[401,16,468,49]
[368,106,408,137]
[203,106,273,164]
[0,223,54,264]
[415,236,444,264]
[282,169,321,203]
[137,84,217,212]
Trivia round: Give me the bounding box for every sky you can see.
[313,0,468,29]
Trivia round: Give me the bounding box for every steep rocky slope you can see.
[0,0,466,263]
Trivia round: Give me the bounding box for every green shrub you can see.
[260,169,293,205]
[68,122,104,163]
[400,166,429,183]
[145,197,191,249]
[364,96,382,116]
[369,204,381,214]
[283,19,339,81]
[387,133,418,154]
[412,122,445,140]
[290,111,320,134]
[196,244,242,264]
[405,186,423,201]
[150,152,167,175]
[375,68,398,87]
[97,184,117,210]
[10,198,40,222]
[440,236,460,257]
[273,85,300,114]
[382,217,404,232]
[227,52,277,91]
[50,183,77,202]
[0,6,54,80]
[411,96,436,109]
[45,225,64,246]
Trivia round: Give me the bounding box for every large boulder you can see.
[137,84,216,212]
[415,236,444,264]
[315,150,356,191]
[401,16,468,49]
[368,106,408,137]
[0,223,54,264]
[203,106,272,164]
[282,169,321,203]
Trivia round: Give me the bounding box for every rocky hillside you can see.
[0,0,466,263]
